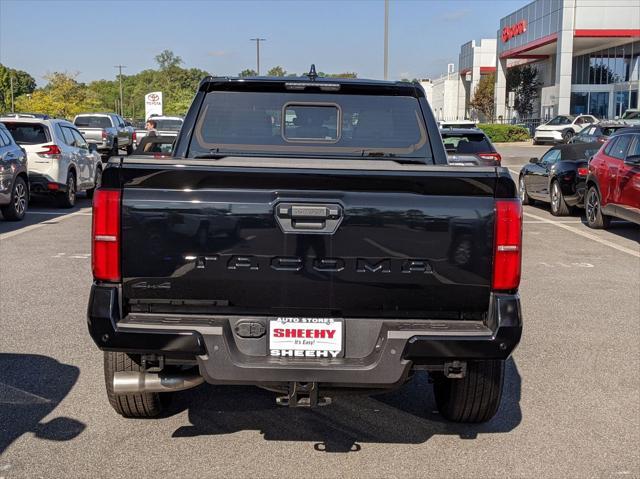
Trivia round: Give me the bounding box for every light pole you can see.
[114,65,126,116]
[9,75,15,113]
[250,38,266,75]
[384,0,389,80]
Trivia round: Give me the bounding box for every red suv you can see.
[586,127,640,228]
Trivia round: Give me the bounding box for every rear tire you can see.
[57,172,76,208]
[562,130,574,143]
[585,185,611,229]
[126,144,133,155]
[110,140,119,157]
[550,180,570,216]
[519,175,532,205]
[85,167,102,200]
[1,176,28,221]
[433,360,505,423]
[104,352,167,418]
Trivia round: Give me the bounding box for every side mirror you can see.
[88,143,97,153]
[529,157,539,164]
[625,154,640,166]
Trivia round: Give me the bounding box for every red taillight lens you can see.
[39,144,61,155]
[92,189,121,282]
[492,199,522,291]
[577,167,589,177]
[102,130,108,140]
[132,131,137,142]
[478,152,502,165]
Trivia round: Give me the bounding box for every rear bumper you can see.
[29,173,66,194]
[87,285,522,387]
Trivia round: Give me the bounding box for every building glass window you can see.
[570,92,588,115]
[572,41,639,85]
[589,92,609,119]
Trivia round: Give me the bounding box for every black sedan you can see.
[518,142,601,216]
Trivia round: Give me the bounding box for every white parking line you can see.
[523,210,639,258]
[0,208,92,241]
[28,210,92,216]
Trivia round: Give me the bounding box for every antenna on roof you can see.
[307,64,318,81]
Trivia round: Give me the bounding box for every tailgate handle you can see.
[275,203,343,234]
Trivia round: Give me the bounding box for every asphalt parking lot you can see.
[0,144,638,478]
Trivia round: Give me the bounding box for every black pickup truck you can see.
[88,74,523,423]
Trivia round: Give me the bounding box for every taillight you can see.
[478,152,502,165]
[92,189,121,282]
[492,199,522,291]
[102,130,108,140]
[38,144,61,155]
[577,167,589,177]
[132,131,137,142]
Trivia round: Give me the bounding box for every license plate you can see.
[269,317,343,358]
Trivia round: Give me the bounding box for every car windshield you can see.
[546,115,574,126]
[188,91,429,160]
[155,119,183,130]
[621,110,639,120]
[441,133,492,153]
[3,122,50,144]
[74,116,112,129]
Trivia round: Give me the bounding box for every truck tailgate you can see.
[120,163,501,318]
[78,128,104,142]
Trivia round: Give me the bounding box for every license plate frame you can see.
[268,317,344,358]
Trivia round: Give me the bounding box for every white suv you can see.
[534,114,598,144]
[2,118,103,208]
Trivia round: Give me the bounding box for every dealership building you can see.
[447,0,640,121]
[496,0,640,120]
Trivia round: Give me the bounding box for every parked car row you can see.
[534,113,640,145]
[0,116,105,220]
[520,127,640,229]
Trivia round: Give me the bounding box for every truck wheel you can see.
[585,186,611,229]
[433,359,505,423]
[104,352,167,418]
[519,175,532,205]
[110,140,119,158]
[1,176,28,221]
[57,172,76,208]
[86,167,102,200]
[126,144,134,155]
[550,180,570,216]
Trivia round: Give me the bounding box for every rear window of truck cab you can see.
[188,91,430,160]
[74,116,112,129]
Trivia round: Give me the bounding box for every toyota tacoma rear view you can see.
[87,72,523,423]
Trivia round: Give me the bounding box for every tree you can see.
[326,72,357,79]
[469,72,495,122]
[267,66,287,77]
[155,50,183,70]
[239,69,257,77]
[506,65,540,118]
[0,64,36,112]
[15,72,99,118]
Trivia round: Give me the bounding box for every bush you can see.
[477,123,530,143]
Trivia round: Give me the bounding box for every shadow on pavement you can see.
[0,353,85,454]
[170,358,522,453]
[0,195,92,236]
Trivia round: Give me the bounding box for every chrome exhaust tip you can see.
[113,371,204,395]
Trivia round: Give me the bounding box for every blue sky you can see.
[0,0,523,85]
